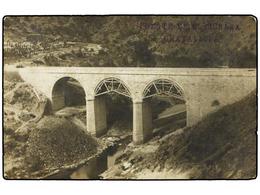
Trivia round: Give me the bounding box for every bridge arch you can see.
[87,77,133,137]
[132,78,187,144]
[51,76,86,111]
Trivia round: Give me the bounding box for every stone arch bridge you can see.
[18,67,256,144]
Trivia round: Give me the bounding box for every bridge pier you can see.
[133,99,153,144]
[86,96,107,137]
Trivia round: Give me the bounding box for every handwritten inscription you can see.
[137,22,240,32]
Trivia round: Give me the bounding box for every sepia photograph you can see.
[2,15,257,180]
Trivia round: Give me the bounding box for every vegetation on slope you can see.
[152,90,257,179]
[4,16,256,68]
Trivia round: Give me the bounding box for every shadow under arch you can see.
[52,76,86,111]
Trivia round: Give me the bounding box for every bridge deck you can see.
[19,66,256,77]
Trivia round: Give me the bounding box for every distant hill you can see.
[3,16,257,68]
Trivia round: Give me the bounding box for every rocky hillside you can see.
[153,90,256,179]
[3,75,100,179]
[4,16,256,68]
